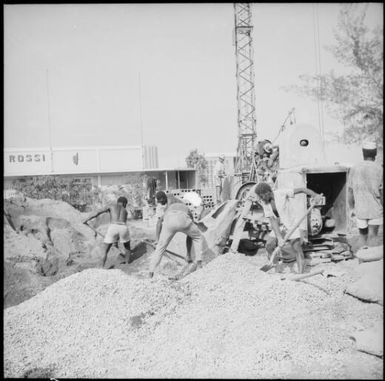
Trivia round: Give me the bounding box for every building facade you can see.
[4,145,159,177]
[3,145,196,190]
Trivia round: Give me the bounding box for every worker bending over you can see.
[84,196,131,268]
[348,140,383,248]
[149,191,203,278]
[254,182,322,274]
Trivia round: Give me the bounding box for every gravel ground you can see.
[4,253,383,379]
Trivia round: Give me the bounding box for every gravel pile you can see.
[106,254,381,379]
[4,254,383,378]
[4,269,185,377]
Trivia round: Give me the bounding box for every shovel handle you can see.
[84,221,105,238]
[283,268,325,281]
[142,240,186,261]
[267,202,316,266]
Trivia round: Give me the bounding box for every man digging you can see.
[149,191,204,279]
[254,182,323,274]
[83,196,132,268]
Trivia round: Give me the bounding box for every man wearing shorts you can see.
[348,141,383,248]
[84,196,131,268]
[149,191,203,278]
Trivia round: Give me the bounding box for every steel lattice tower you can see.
[233,3,257,176]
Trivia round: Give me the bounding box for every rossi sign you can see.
[4,150,52,176]
[8,153,47,163]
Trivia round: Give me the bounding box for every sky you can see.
[4,3,383,168]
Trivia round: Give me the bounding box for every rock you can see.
[355,245,383,263]
[345,260,383,304]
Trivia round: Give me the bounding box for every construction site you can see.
[4,3,383,379]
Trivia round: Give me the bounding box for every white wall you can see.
[98,147,143,172]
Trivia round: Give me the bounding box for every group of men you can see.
[84,140,382,277]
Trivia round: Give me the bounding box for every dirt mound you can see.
[3,224,46,263]
[4,262,52,308]
[3,197,98,308]
[4,254,383,378]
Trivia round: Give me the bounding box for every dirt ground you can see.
[3,197,384,378]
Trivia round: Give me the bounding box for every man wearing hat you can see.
[348,140,383,248]
[214,155,226,204]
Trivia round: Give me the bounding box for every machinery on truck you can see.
[226,123,353,258]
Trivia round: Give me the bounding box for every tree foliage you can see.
[286,4,383,147]
[185,149,208,186]
[10,175,145,212]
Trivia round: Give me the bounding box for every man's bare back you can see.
[109,204,128,224]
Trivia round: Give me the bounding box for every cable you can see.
[272,108,296,144]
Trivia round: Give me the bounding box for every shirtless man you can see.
[83,196,131,268]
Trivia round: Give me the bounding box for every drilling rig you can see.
[228,4,352,256]
[233,3,257,183]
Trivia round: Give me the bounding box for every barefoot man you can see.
[84,196,132,268]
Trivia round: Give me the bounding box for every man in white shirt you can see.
[254,182,322,273]
[149,191,203,278]
[348,140,383,248]
[214,155,226,204]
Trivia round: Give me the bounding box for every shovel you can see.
[260,201,316,272]
[142,239,187,262]
[281,267,345,281]
[83,222,120,249]
[84,221,105,239]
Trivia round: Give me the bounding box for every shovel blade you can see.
[260,263,274,272]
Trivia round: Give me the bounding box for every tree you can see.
[286,4,383,147]
[185,149,208,186]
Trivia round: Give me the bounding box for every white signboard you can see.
[4,149,52,176]
[53,149,99,174]
[4,145,157,176]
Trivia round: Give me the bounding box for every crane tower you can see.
[233,3,257,179]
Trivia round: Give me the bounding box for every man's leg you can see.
[149,226,175,277]
[358,227,368,248]
[123,241,132,264]
[186,236,193,262]
[291,238,305,274]
[101,243,112,268]
[186,223,204,269]
[265,235,278,261]
[119,225,132,264]
[368,224,380,247]
[356,219,369,248]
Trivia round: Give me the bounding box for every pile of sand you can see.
[4,254,383,379]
